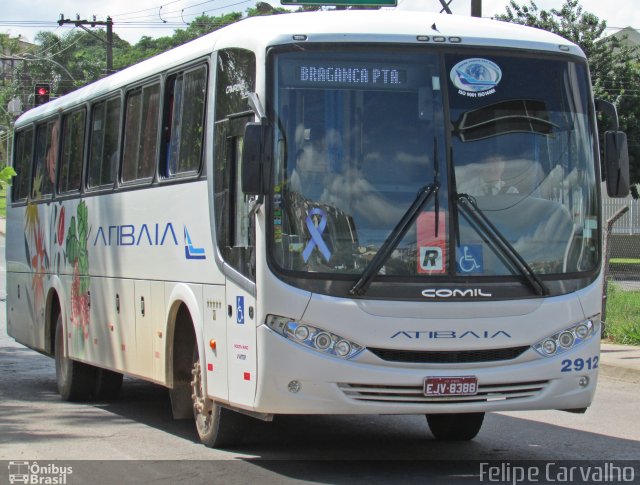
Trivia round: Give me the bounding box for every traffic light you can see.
[34,83,50,106]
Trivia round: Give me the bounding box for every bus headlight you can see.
[532,317,599,357]
[265,315,363,360]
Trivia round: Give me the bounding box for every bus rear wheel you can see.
[54,314,95,401]
[426,412,485,441]
[191,352,247,448]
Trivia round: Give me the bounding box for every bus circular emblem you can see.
[450,58,502,94]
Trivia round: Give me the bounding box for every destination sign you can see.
[298,65,406,85]
[286,62,409,90]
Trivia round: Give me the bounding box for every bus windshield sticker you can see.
[273,189,283,243]
[302,208,332,263]
[456,244,484,274]
[450,58,501,98]
[417,212,446,274]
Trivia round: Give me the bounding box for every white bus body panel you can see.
[7,180,219,383]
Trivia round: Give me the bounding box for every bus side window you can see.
[88,98,121,189]
[12,128,34,203]
[214,48,256,280]
[58,109,86,194]
[122,83,160,183]
[161,65,207,179]
[32,119,59,199]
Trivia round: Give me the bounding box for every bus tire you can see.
[54,314,96,401]
[426,412,485,441]
[191,349,247,448]
[93,369,123,400]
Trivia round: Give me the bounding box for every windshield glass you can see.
[269,48,598,281]
[271,48,448,276]
[448,54,598,276]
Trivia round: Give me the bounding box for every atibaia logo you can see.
[451,58,502,97]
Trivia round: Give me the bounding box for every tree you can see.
[0,34,27,175]
[496,0,640,194]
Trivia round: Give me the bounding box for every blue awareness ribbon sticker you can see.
[302,208,332,263]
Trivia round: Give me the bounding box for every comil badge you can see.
[451,58,502,97]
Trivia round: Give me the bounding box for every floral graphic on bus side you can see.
[23,184,48,325]
[65,201,91,339]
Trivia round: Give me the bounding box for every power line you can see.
[106,0,185,19]
[111,0,219,22]
[56,15,114,73]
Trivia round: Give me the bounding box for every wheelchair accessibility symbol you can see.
[457,245,483,273]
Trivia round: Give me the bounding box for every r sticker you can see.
[417,212,447,274]
[451,58,501,97]
[419,247,443,272]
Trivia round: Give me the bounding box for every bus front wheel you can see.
[426,412,485,441]
[191,351,247,448]
[54,314,95,401]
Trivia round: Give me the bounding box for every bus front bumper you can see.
[252,325,600,415]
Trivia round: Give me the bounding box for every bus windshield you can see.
[270,48,598,284]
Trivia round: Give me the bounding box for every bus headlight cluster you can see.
[266,315,363,360]
[533,317,599,357]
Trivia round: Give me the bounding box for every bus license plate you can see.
[424,376,478,396]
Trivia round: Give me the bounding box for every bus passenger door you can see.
[214,114,258,408]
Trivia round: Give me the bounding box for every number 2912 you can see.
[561,356,599,372]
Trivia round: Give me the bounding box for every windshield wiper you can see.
[456,193,547,296]
[349,183,439,296]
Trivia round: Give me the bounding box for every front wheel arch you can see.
[167,302,197,419]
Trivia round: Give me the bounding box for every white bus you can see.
[6,9,630,447]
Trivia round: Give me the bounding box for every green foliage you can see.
[117,12,245,66]
[247,2,290,16]
[605,284,640,344]
[1,8,258,109]
[0,166,17,187]
[496,0,640,186]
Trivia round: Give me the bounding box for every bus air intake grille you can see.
[338,380,549,404]
[366,346,530,363]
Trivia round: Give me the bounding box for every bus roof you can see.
[215,10,582,55]
[15,10,582,127]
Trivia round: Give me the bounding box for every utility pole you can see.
[471,0,482,17]
[57,14,114,74]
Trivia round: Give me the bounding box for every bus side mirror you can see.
[242,122,269,196]
[604,130,630,198]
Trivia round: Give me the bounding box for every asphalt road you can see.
[1,234,639,484]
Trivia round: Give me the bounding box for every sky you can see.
[1,0,640,45]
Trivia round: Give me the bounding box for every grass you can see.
[605,283,640,345]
